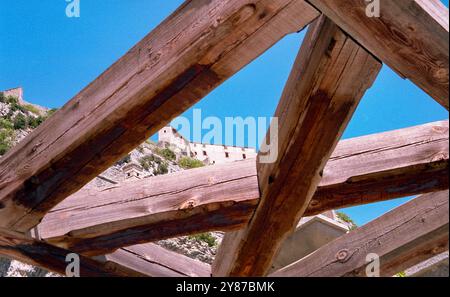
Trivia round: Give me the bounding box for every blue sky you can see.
[1,1,448,225]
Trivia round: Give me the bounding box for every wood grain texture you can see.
[103,243,211,277]
[0,0,319,232]
[0,227,146,277]
[212,16,382,276]
[37,160,259,255]
[306,120,449,216]
[271,191,450,277]
[37,121,447,255]
[307,0,449,109]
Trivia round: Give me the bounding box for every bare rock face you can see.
[0,259,59,277]
[157,232,224,265]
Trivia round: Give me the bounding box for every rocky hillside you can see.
[0,92,56,156]
[0,91,222,277]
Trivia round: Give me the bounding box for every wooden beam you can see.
[38,120,447,255]
[307,0,449,109]
[306,120,449,216]
[212,16,382,276]
[0,0,319,232]
[103,243,211,277]
[37,160,259,255]
[271,191,450,277]
[0,227,146,277]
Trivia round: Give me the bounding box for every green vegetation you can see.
[23,104,41,115]
[27,115,46,129]
[5,95,18,105]
[13,114,27,130]
[0,118,13,130]
[160,148,176,161]
[140,144,175,173]
[153,161,168,176]
[0,128,14,156]
[179,157,205,169]
[139,155,161,170]
[139,154,169,175]
[188,233,217,247]
[336,211,358,231]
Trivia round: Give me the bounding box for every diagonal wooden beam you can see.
[306,119,449,216]
[37,120,447,255]
[38,160,259,255]
[307,0,449,109]
[271,191,449,277]
[0,227,147,277]
[212,16,382,276]
[103,243,211,277]
[0,0,319,232]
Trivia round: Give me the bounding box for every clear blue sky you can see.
[1,1,448,225]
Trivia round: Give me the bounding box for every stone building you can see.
[2,87,23,100]
[158,126,257,165]
[1,87,48,114]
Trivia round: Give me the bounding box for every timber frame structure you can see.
[0,0,448,277]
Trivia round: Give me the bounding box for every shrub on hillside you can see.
[179,157,205,169]
[188,233,217,247]
[13,114,27,130]
[27,115,46,129]
[153,161,168,176]
[6,96,18,105]
[139,155,162,171]
[23,104,40,115]
[0,118,13,130]
[0,129,14,156]
[160,148,176,161]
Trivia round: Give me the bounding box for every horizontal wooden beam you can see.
[38,160,259,255]
[306,120,449,216]
[0,0,319,232]
[103,243,211,277]
[38,120,448,255]
[307,0,449,109]
[0,228,146,277]
[213,16,382,276]
[271,191,449,277]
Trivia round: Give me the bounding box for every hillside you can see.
[0,92,56,156]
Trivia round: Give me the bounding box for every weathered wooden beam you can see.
[213,16,382,276]
[0,227,146,277]
[306,120,449,216]
[307,0,449,109]
[38,120,447,255]
[271,191,450,277]
[38,160,259,255]
[0,0,319,232]
[103,243,211,277]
